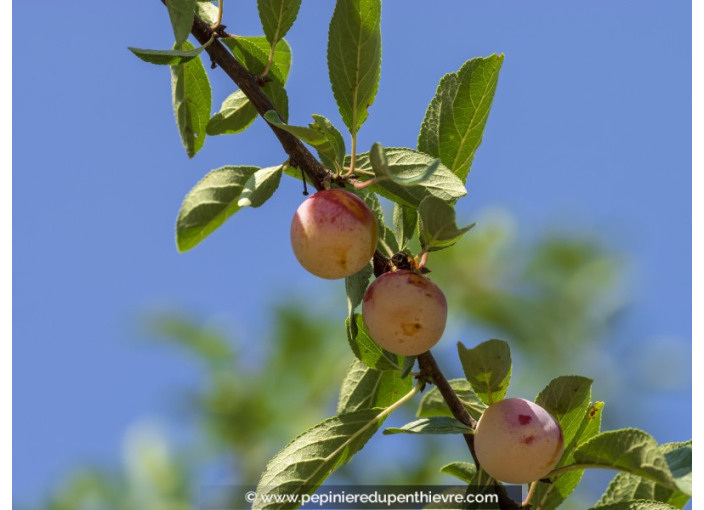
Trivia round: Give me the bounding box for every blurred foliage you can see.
[430,211,625,369]
[26,213,625,510]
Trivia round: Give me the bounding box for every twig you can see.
[417,352,478,456]
[522,481,537,508]
[183,9,330,191]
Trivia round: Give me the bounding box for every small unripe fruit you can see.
[474,398,564,484]
[362,270,447,356]
[290,189,378,280]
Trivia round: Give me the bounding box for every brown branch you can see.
[417,352,478,457]
[186,13,330,191]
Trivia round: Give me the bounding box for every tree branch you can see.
[187,14,330,191]
[417,352,478,457]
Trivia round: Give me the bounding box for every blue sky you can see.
[14,0,691,505]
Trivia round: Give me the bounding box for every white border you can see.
[691,0,698,492]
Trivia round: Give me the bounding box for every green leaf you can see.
[457,339,511,405]
[264,111,328,144]
[344,186,390,255]
[664,442,692,495]
[348,148,467,208]
[208,81,288,137]
[371,143,441,187]
[238,165,283,208]
[419,55,504,182]
[439,462,477,484]
[257,0,302,46]
[383,417,473,435]
[223,36,292,85]
[535,376,594,448]
[264,113,343,165]
[574,429,678,492]
[590,502,679,510]
[579,401,605,444]
[596,441,692,509]
[418,73,458,161]
[176,166,259,252]
[532,398,604,510]
[262,80,290,122]
[206,90,257,135]
[345,262,373,317]
[400,355,416,379]
[327,0,381,135]
[370,141,389,175]
[379,226,399,256]
[166,0,196,44]
[171,42,211,158]
[195,1,219,25]
[311,114,346,172]
[346,314,401,371]
[393,203,417,250]
[418,196,475,252]
[261,38,293,82]
[338,359,412,413]
[128,45,205,65]
[253,408,389,510]
[416,378,487,422]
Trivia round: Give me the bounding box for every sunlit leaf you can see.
[327,0,381,135]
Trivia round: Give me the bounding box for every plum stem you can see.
[522,481,537,508]
[417,251,429,269]
[211,0,224,29]
[377,237,395,258]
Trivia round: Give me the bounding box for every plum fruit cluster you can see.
[290,189,448,356]
[290,190,564,485]
[474,398,564,484]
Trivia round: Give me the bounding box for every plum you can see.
[290,189,378,279]
[474,397,564,484]
[362,269,447,356]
